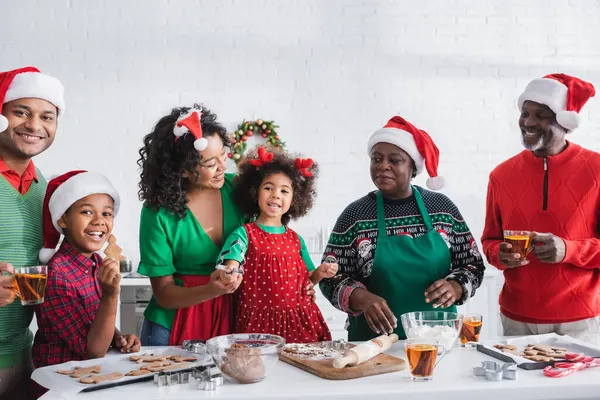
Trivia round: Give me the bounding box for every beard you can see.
[522,131,545,151]
[521,124,565,152]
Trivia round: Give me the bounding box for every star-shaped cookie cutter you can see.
[473,360,517,381]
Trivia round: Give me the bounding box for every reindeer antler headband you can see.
[249,147,274,167]
[294,157,314,178]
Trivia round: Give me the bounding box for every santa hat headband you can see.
[0,66,66,132]
[173,105,208,151]
[39,171,120,264]
[517,73,595,131]
[367,116,445,190]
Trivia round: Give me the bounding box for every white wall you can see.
[2,0,600,264]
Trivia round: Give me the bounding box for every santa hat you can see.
[367,116,444,190]
[357,238,370,248]
[173,105,208,151]
[0,66,65,132]
[39,171,120,264]
[517,73,595,131]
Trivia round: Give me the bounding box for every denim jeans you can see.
[140,319,171,346]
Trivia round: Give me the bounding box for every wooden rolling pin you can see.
[333,333,399,369]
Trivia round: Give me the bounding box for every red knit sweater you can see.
[482,142,600,324]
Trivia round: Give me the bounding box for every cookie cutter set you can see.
[153,364,224,390]
[152,340,223,390]
[473,360,517,381]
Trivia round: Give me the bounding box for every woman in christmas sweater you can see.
[136,104,245,346]
[216,147,337,343]
[319,116,485,341]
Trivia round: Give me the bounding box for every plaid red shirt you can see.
[32,242,104,369]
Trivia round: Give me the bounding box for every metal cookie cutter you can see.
[154,368,193,387]
[215,264,245,276]
[473,361,517,381]
[182,339,207,356]
[194,364,224,391]
[325,339,348,351]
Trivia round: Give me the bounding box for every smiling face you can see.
[58,194,115,258]
[0,98,58,161]
[184,134,228,190]
[519,100,568,156]
[257,172,293,222]
[369,142,415,199]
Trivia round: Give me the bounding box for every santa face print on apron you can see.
[348,187,456,341]
[356,238,374,277]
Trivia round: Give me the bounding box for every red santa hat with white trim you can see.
[173,104,208,151]
[39,170,120,264]
[517,73,595,131]
[0,66,65,132]
[367,116,445,190]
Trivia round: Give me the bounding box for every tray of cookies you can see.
[31,346,210,395]
[476,333,600,370]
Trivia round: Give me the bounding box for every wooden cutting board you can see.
[279,343,406,380]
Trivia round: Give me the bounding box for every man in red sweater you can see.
[482,73,600,345]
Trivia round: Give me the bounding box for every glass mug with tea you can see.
[11,266,48,305]
[460,313,483,347]
[404,338,447,381]
[503,230,533,261]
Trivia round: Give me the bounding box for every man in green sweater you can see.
[0,66,65,400]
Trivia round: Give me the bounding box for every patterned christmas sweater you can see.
[319,186,485,315]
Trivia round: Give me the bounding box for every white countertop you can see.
[39,341,600,400]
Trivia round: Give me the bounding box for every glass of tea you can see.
[12,266,48,306]
[503,230,532,261]
[404,338,447,382]
[460,313,483,347]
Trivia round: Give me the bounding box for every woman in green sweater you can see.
[137,104,245,346]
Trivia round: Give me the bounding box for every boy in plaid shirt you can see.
[31,170,140,397]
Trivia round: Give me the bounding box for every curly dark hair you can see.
[137,104,230,217]
[233,146,319,225]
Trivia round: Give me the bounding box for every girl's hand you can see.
[304,281,317,302]
[208,270,242,296]
[216,265,237,285]
[317,263,338,279]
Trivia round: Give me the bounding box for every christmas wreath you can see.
[228,119,285,164]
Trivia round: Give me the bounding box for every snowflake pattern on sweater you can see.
[319,186,485,315]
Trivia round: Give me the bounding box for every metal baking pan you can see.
[477,333,600,370]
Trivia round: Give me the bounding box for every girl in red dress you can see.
[216,147,337,343]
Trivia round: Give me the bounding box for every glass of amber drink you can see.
[404,338,447,381]
[503,230,532,261]
[13,266,48,305]
[460,313,483,347]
